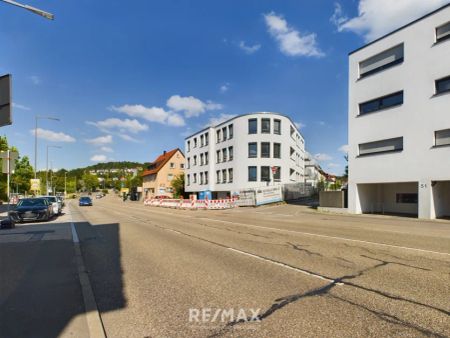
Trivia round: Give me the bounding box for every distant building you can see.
[184,112,305,199]
[348,4,450,219]
[304,153,326,188]
[142,148,185,198]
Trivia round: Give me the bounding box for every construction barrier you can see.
[144,198,237,210]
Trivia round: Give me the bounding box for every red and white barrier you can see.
[143,198,236,210]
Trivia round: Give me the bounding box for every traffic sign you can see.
[271,166,278,175]
[30,179,41,191]
[0,74,12,127]
[0,151,18,173]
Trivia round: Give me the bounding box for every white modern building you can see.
[348,4,450,219]
[184,112,305,199]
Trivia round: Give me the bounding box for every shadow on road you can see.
[0,221,125,338]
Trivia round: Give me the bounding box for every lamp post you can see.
[64,172,67,197]
[46,145,61,195]
[0,0,54,20]
[35,116,60,178]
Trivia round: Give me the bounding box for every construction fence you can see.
[144,197,237,210]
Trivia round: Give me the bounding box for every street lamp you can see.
[35,115,59,178]
[0,0,54,20]
[64,172,67,198]
[46,145,61,195]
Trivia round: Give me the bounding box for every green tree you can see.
[81,173,99,192]
[171,174,185,198]
[11,156,34,194]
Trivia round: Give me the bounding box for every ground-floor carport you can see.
[432,180,450,219]
[356,182,418,216]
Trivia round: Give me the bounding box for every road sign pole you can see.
[6,150,10,213]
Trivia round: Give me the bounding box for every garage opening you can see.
[357,182,418,217]
[432,181,450,219]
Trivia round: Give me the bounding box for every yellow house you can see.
[142,148,185,199]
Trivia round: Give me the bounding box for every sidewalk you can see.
[0,212,90,338]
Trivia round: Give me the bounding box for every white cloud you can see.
[166,95,223,118]
[85,135,113,146]
[29,75,41,85]
[327,162,340,168]
[314,153,333,162]
[332,0,448,42]
[167,113,185,127]
[110,104,169,123]
[239,41,261,54]
[118,133,140,142]
[90,154,107,162]
[12,103,30,111]
[338,144,349,153]
[204,113,237,128]
[30,128,76,142]
[295,122,305,129]
[100,146,113,153]
[220,83,230,93]
[180,128,193,137]
[264,12,324,57]
[88,118,148,134]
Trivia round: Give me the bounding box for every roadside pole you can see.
[7,149,10,210]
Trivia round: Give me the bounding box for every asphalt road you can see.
[72,195,450,338]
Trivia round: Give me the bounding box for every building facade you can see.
[142,148,185,199]
[184,112,305,199]
[348,4,450,219]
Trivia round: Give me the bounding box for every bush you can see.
[102,189,109,194]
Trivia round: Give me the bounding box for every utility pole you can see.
[64,172,67,197]
[0,0,54,20]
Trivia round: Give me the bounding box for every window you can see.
[193,173,197,183]
[248,166,257,182]
[260,142,270,158]
[436,21,450,43]
[290,125,295,137]
[205,171,209,184]
[216,170,220,183]
[261,118,270,133]
[200,135,204,147]
[193,155,197,166]
[222,127,227,141]
[248,118,257,134]
[273,167,281,181]
[274,119,281,135]
[216,150,221,163]
[228,124,233,139]
[170,162,175,168]
[228,146,233,161]
[359,137,403,156]
[261,166,270,182]
[222,148,227,162]
[187,174,190,186]
[168,174,174,181]
[359,44,403,78]
[274,143,281,159]
[205,132,209,146]
[248,143,257,158]
[435,75,450,95]
[228,168,233,183]
[180,163,185,169]
[396,193,418,204]
[359,91,403,115]
[200,172,204,185]
[187,141,191,152]
[205,152,209,165]
[290,147,295,158]
[435,129,450,146]
[222,169,227,183]
[216,130,221,143]
[200,154,204,166]
[187,158,190,169]
[194,138,198,148]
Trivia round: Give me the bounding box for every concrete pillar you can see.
[418,179,434,219]
[348,182,362,214]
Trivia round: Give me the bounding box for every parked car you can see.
[41,196,62,215]
[8,198,52,223]
[79,196,93,206]
[95,194,103,199]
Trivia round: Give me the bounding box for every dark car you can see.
[8,198,52,223]
[79,196,93,206]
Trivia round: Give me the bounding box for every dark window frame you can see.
[248,166,257,182]
[248,142,257,158]
[358,137,403,157]
[248,118,257,134]
[260,166,270,182]
[436,21,450,43]
[274,143,281,159]
[261,142,270,158]
[359,91,403,115]
[396,193,418,204]
[435,128,450,147]
[359,44,404,79]
[274,119,281,135]
[435,75,450,95]
[261,118,271,134]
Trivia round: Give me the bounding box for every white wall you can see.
[348,6,450,218]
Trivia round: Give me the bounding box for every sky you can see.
[0,0,448,174]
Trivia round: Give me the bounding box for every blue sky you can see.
[1,0,447,174]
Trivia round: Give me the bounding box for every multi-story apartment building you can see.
[184,112,305,199]
[142,148,185,198]
[348,4,450,219]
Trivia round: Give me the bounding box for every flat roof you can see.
[349,2,450,55]
[184,111,304,140]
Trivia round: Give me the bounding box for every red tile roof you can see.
[141,148,181,176]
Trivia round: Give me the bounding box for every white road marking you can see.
[227,248,338,284]
[199,218,450,257]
